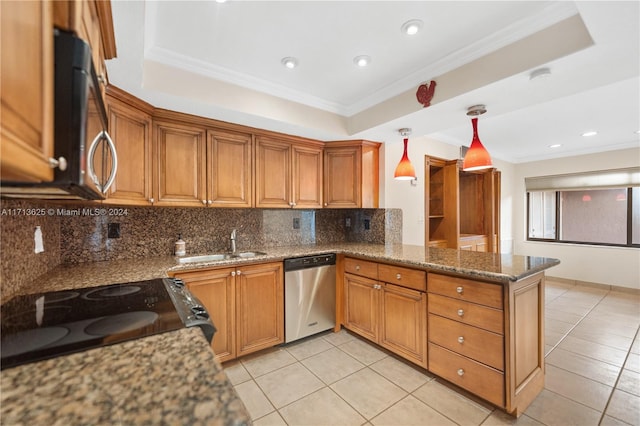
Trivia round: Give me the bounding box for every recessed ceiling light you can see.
[529,67,551,81]
[281,57,298,69]
[401,19,423,35]
[635,130,640,134]
[582,131,598,137]
[549,144,562,148]
[353,55,371,67]
[215,0,228,3]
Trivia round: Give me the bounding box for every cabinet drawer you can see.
[429,343,504,407]
[428,314,504,371]
[428,273,502,309]
[379,264,426,292]
[428,294,503,335]
[344,257,378,280]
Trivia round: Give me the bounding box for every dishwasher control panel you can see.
[284,253,336,271]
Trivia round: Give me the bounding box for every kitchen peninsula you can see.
[1,243,559,422]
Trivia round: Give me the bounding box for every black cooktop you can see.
[1,279,184,370]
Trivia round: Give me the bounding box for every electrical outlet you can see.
[293,218,300,229]
[107,223,121,238]
[364,219,370,230]
[345,218,351,228]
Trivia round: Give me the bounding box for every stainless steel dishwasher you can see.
[284,253,336,343]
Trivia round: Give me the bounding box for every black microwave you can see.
[1,30,117,200]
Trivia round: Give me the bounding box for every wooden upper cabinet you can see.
[153,120,207,207]
[208,130,253,208]
[292,144,323,209]
[255,136,323,208]
[0,0,55,182]
[104,87,153,205]
[255,137,290,208]
[324,140,380,208]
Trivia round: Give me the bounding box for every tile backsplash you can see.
[0,199,401,298]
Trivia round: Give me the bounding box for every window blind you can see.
[525,167,640,191]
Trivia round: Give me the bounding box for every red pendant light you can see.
[394,128,416,180]
[462,105,493,171]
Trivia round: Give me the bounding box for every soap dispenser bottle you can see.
[174,234,186,257]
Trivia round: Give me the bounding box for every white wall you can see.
[513,148,640,289]
[382,135,516,251]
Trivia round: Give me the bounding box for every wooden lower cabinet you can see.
[343,259,428,368]
[427,272,545,417]
[176,267,236,362]
[379,283,427,367]
[172,261,284,363]
[344,273,379,342]
[341,259,545,417]
[236,262,284,357]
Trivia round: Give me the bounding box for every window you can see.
[526,168,640,248]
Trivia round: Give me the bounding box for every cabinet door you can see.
[0,0,54,182]
[175,268,236,363]
[380,283,427,368]
[104,96,152,205]
[153,121,207,207]
[255,137,291,208]
[208,130,253,208]
[344,273,379,342]
[236,262,284,357]
[324,147,360,208]
[292,144,323,208]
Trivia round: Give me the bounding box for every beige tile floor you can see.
[223,279,640,425]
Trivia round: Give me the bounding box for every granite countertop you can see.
[20,243,559,296]
[0,327,250,426]
[0,243,559,424]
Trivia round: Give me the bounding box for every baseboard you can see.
[547,275,640,295]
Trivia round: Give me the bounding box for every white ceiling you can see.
[106,1,640,164]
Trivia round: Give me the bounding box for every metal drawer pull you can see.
[457,309,464,317]
[355,265,360,271]
[458,336,464,344]
[457,368,465,376]
[396,273,402,280]
[456,286,464,294]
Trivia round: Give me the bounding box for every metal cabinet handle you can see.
[456,286,464,294]
[231,271,236,277]
[396,273,402,280]
[355,265,360,271]
[458,336,464,344]
[457,309,464,317]
[48,157,68,171]
[97,74,107,85]
[236,270,242,276]
[202,200,207,205]
[457,369,465,376]
[207,200,212,205]
[149,198,155,204]
[324,203,328,207]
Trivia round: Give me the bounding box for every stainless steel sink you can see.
[178,254,231,263]
[178,251,267,263]
[235,251,267,258]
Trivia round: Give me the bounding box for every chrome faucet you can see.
[230,229,237,254]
